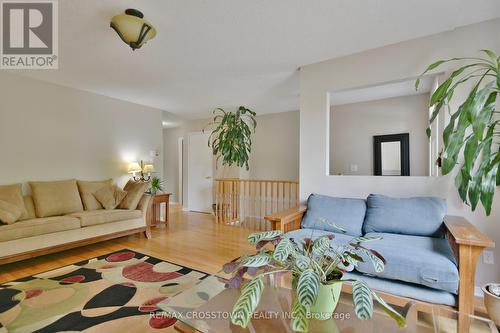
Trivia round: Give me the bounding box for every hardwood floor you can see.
[0,209,256,284]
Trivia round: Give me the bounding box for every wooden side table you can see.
[149,193,171,226]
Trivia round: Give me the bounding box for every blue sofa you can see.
[265,193,494,315]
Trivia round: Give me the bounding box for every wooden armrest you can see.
[265,206,307,232]
[444,215,494,248]
[444,215,494,318]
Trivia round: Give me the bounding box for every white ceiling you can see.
[11,0,500,121]
[330,75,436,106]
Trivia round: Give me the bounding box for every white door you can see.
[187,132,213,213]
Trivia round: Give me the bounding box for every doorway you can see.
[187,132,213,213]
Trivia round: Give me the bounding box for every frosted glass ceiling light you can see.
[110,9,156,50]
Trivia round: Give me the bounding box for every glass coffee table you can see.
[158,275,498,333]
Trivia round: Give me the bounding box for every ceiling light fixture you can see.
[110,9,156,50]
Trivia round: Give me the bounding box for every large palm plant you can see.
[417,50,500,215]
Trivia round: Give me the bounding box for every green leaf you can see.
[371,291,406,328]
[430,78,452,106]
[273,238,293,262]
[291,300,309,332]
[455,168,470,203]
[497,66,500,90]
[247,230,282,245]
[354,247,385,273]
[297,269,320,308]
[352,280,373,320]
[317,217,347,233]
[312,237,330,256]
[496,154,500,186]
[480,49,498,64]
[416,57,469,90]
[415,78,421,91]
[468,160,488,211]
[441,128,466,175]
[350,236,382,243]
[294,254,311,271]
[241,254,270,267]
[480,163,498,216]
[469,83,495,139]
[345,252,364,266]
[463,136,479,173]
[231,277,264,328]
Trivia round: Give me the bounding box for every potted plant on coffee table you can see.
[222,225,406,332]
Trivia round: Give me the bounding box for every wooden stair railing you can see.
[214,178,299,229]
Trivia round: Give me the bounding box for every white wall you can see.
[249,111,300,180]
[0,73,164,190]
[300,19,500,289]
[330,94,430,176]
[163,111,300,205]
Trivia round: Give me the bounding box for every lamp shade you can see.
[110,9,156,50]
[143,164,155,174]
[128,162,142,173]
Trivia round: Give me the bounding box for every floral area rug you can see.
[0,249,209,333]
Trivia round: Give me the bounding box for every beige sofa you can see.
[0,180,151,265]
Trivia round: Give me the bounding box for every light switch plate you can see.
[483,250,494,265]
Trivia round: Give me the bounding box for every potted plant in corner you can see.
[222,224,405,332]
[416,49,500,216]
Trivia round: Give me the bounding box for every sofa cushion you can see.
[21,196,37,220]
[0,184,28,220]
[363,194,446,237]
[301,194,365,236]
[118,180,149,210]
[355,232,459,294]
[69,209,142,227]
[30,180,84,218]
[77,179,113,210]
[94,185,127,210]
[0,199,23,224]
[343,272,457,307]
[0,216,80,242]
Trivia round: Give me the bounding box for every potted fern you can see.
[222,225,405,332]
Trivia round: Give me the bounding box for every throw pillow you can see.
[94,185,128,210]
[77,179,114,210]
[0,199,23,224]
[0,183,28,220]
[118,180,149,210]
